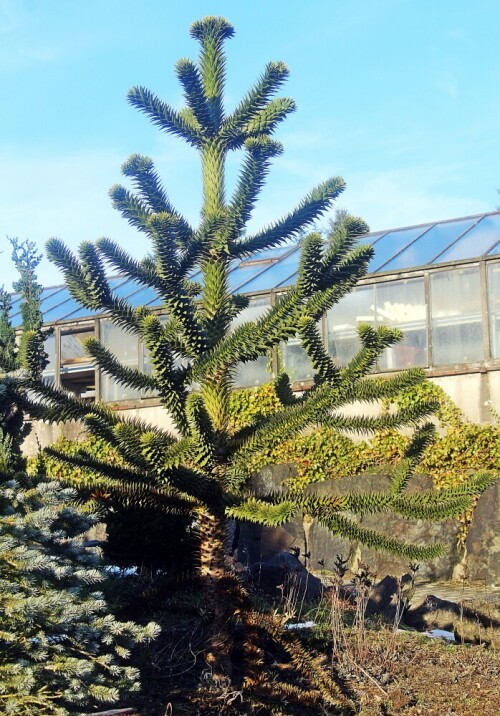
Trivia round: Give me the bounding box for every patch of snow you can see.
[105,565,138,576]
[284,621,316,630]
[424,629,456,642]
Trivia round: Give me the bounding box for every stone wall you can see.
[239,465,499,586]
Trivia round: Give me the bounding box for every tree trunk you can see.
[198,509,239,685]
[196,510,352,713]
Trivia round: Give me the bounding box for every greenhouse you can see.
[10,210,500,421]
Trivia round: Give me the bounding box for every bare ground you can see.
[341,630,499,716]
[134,624,499,715]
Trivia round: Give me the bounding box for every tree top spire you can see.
[190,16,235,42]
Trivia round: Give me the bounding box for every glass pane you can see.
[487,240,500,256]
[376,279,428,370]
[110,278,140,297]
[435,214,500,263]
[237,245,293,264]
[142,343,152,377]
[281,337,315,382]
[430,267,483,365]
[42,333,56,383]
[234,355,270,387]
[44,297,84,323]
[140,342,159,398]
[227,257,258,292]
[61,329,94,365]
[100,320,141,401]
[231,297,272,387]
[13,286,68,325]
[10,312,22,329]
[232,246,301,293]
[59,306,97,321]
[108,276,130,289]
[125,285,161,308]
[275,269,298,288]
[487,262,500,359]
[383,218,476,272]
[112,278,158,305]
[366,231,389,245]
[488,241,500,256]
[326,285,375,365]
[39,286,69,311]
[101,374,141,402]
[9,292,22,311]
[40,289,73,319]
[40,285,66,303]
[101,320,138,362]
[369,225,432,273]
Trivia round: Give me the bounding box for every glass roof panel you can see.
[39,287,73,313]
[112,279,142,298]
[381,217,477,271]
[226,260,259,292]
[233,246,301,293]
[369,225,433,272]
[38,277,128,319]
[58,306,96,321]
[10,285,65,320]
[12,285,66,313]
[43,297,89,323]
[237,244,295,263]
[365,231,388,245]
[276,270,298,288]
[108,275,130,289]
[487,240,500,256]
[228,246,295,291]
[434,214,500,263]
[9,292,22,307]
[40,285,68,301]
[8,213,500,324]
[40,277,137,323]
[62,282,162,319]
[189,267,202,282]
[126,285,161,307]
[189,248,294,290]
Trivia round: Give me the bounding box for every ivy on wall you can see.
[227,379,499,490]
[228,379,500,545]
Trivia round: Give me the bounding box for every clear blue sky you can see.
[0,0,499,290]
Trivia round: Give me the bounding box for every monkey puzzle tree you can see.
[25,16,496,712]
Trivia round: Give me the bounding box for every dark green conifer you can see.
[24,17,496,710]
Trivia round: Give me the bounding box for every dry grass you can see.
[320,568,500,715]
[342,630,500,716]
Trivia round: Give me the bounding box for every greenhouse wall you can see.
[38,259,500,389]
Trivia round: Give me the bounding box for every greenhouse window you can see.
[487,261,500,360]
[430,267,483,365]
[231,297,273,387]
[59,327,95,398]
